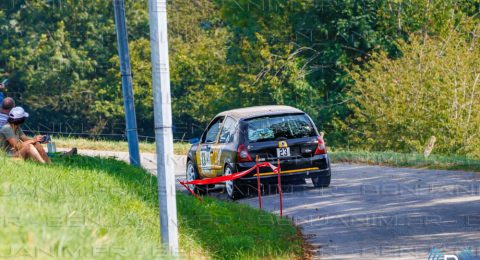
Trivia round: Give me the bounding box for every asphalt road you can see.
[240,164,480,259]
[69,149,480,259]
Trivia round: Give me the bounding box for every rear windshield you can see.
[245,114,316,142]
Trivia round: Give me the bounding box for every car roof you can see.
[216,105,305,120]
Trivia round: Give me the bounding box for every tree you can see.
[216,0,480,145]
[0,0,230,138]
[346,29,480,157]
[0,0,478,146]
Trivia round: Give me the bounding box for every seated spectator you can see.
[0,107,51,164]
[0,97,15,128]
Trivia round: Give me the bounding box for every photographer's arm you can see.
[20,134,43,145]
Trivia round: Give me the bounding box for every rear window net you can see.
[246,114,316,142]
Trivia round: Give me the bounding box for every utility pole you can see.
[148,0,179,255]
[113,0,141,167]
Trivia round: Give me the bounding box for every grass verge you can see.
[0,156,304,259]
[53,137,190,155]
[330,150,480,172]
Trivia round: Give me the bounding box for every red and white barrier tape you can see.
[178,162,279,201]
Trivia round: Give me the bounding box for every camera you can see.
[40,135,51,144]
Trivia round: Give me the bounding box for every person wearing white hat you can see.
[0,107,50,163]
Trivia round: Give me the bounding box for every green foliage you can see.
[102,0,231,128]
[346,30,480,157]
[1,0,117,131]
[0,0,228,135]
[0,0,479,156]
[217,0,480,146]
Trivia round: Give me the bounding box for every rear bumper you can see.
[234,154,331,183]
[240,168,330,184]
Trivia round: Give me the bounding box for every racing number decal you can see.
[197,146,214,177]
[277,140,291,157]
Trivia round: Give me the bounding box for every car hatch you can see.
[243,113,320,161]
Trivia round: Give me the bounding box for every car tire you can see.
[224,165,245,200]
[312,169,331,188]
[186,160,207,195]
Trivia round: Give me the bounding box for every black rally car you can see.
[186,105,331,199]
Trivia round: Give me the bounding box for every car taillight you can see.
[315,136,327,155]
[237,144,253,162]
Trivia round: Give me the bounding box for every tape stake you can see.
[179,180,204,202]
[277,159,283,218]
[256,155,262,209]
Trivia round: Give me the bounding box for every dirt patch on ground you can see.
[294,222,316,260]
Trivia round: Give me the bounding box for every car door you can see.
[196,116,224,178]
[213,116,237,176]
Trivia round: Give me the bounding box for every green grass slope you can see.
[0,156,303,259]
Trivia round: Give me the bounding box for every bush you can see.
[345,31,480,158]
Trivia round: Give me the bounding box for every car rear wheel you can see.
[225,165,245,200]
[186,161,206,195]
[312,169,331,188]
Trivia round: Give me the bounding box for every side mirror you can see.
[189,137,200,144]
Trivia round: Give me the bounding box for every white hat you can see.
[9,107,29,120]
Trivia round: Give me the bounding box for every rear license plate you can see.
[276,147,291,157]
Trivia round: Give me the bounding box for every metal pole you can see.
[148,0,179,255]
[256,155,262,209]
[277,159,283,218]
[113,0,141,167]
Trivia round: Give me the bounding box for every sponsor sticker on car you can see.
[200,150,210,169]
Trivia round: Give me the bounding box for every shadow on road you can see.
[198,181,320,201]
